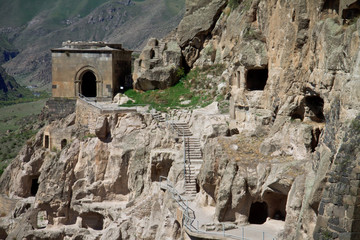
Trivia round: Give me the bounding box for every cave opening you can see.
[44,135,49,149]
[0,227,7,240]
[31,178,39,196]
[290,105,305,121]
[342,1,360,21]
[150,49,155,59]
[61,139,67,150]
[151,159,173,182]
[322,0,340,14]
[264,192,287,221]
[246,68,268,91]
[311,128,322,152]
[248,202,268,224]
[81,71,97,97]
[305,96,325,123]
[80,212,104,230]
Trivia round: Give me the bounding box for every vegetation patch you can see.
[123,64,229,112]
[0,99,46,176]
[228,0,241,10]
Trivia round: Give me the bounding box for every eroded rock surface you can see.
[133,38,182,91]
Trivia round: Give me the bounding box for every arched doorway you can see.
[81,71,97,97]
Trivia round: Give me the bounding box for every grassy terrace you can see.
[122,64,229,112]
[0,99,47,176]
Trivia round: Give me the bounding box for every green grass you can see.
[0,91,49,108]
[123,63,228,112]
[0,99,47,176]
[0,99,46,133]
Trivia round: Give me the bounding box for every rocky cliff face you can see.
[2,0,360,239]
[174,0,360,239]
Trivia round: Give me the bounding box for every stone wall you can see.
[51,51,114,98]
[75,99,102,134]
[40,98,76,122]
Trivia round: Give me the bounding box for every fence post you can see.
[242,227,244,240]
[263,231,265,240]
[223,223,225,236]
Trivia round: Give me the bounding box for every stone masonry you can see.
[51,41,132,99]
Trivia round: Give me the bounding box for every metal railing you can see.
[78,93,139,113]
[160,176,277,240]
[78,93,102,110]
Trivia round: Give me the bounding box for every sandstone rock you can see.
[176,0,227,66]
[133,38,182,91]
[95,116,109,140]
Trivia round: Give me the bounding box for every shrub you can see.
[229,0,240,10]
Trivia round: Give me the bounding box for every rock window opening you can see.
[61,139,67,150]
[31,178,39,196]
[305,96,325,123]
[81,71,97,97]
[246,68,268,91]
[342,1,360,21]
[311,128,322,152]
[44,135,49,149]
[248,202,268,224]
[322,0,340,14]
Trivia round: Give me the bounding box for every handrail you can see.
[160,176,277,240]
[78,93,141,113]
[78,93,103,110]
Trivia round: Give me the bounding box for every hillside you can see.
[0,66,32,102]
[0,0,185,90]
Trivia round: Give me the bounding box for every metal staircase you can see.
[152,111,203,199]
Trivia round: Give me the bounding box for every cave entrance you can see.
[246,68,268,91]
[0,227,7,240]
[151,159,173,182]
[311,128,322,152]
[31,178,39,196]
[342,1,360,21]
[305,96,325,123]
[248,202,268,224]
[263,192,287,221]
[150,49,155,59]
[61,139,67,150]
[322,0,340,14]
[81,71,97,97]
[80,212,104,230]
[44,135,49,149]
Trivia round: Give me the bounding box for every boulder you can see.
[133,38,182,91]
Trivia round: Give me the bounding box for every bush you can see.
[228,0,240,10]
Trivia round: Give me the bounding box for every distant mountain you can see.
[0,36,18,65]
[0,66,31,101]
[0,0,185,91]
